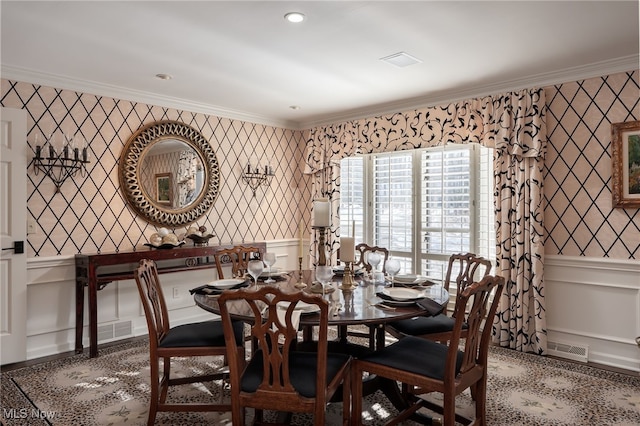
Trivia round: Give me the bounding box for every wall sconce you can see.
[31,133,90,193]
[242,161,274,196]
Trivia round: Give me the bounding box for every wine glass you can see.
[315,265,334,294]
[384,258,401,287]
[247,259,264,287]
[367,251,381,272]
[263,252,277,283]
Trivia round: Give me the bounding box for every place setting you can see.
[188,278,251,297]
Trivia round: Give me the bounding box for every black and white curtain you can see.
[304,88,548,354]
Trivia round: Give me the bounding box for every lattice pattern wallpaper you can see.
[544,70,639,259]
[2,70,639,259]
[0,80,311,257]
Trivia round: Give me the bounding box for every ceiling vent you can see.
[380,52,422,68]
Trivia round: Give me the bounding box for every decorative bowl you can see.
[144,241,186,250]
[186,233,215,246]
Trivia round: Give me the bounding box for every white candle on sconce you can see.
[340,237,355,262]
[313,198,331,227]
[298,223,303,258]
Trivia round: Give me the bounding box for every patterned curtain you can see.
[491,89,547,354]
[304,88,547,354]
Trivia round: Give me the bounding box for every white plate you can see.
[382,287,425,301]
[207,278,246,289]
[277,301,321,314]
[393,274,430,285]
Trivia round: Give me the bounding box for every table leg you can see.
[75,277,84,354]
[88,266,98,358]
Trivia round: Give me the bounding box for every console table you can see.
[75,243,266,357]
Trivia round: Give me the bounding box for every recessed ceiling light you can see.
[284,12,305,23]
[155,73,173,80]
[380,52,422,68]
[289,105,301,110]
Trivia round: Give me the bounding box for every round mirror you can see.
[119,121,220,227]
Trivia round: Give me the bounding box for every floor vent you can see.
[98,321,133,341]
[548,341,589,362]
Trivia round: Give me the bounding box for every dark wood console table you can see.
[75,242,266,357]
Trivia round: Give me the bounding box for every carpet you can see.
[2,336,639,425]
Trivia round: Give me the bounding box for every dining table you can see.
[193,269,449,349]
[193,268,449,422]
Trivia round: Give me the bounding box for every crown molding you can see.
[0,65,298,130]
[298,54,640,129]
[3,54,637,131]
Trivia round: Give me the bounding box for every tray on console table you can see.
[75,242,266,358]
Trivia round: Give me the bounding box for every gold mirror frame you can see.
[119,121,220,227]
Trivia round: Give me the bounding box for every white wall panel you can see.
[24,240,303,360]
[545,255,640,372]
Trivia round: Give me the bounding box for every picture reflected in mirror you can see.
[140,140,205,210]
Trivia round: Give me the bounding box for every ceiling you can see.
[1,1,638,130]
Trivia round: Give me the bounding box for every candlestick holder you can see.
[312,225,329,266]
[295,256,306,288]
[340,261,356,291]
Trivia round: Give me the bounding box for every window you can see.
[340,144,495,281]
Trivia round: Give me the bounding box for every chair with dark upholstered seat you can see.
[214,245,262,278]
[386,252,492,342]
[352,274,505,426]
[133,259,245,426]
[218,285,352,425]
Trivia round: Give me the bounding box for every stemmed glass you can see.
[263,252,277,283]
[247,259,264,287]
[367,251,382,284]
[384,258,401,287]
[315,265,334,294]
[368,252,381,271]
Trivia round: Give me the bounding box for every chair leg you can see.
[160,356,171,403]
[148,359,160,426]
[342,369,351,426]
[351,363,363,426]
[443,390,456,426]
[474,378,487,425]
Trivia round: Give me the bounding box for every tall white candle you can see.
[313,198,331,227]
[299,223,303,257]
[340,237,355,262]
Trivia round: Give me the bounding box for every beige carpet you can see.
[2,336,639,425]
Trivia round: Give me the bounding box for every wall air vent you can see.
[548,341,589,363]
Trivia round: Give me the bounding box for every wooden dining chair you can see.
[214,245,262,278]
[218,286,352,425]
[386,252,492,342]
[133,259,245,426]
[352,274,505,426]
[355,243,389,273]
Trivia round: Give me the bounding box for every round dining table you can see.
[193,269,449,350]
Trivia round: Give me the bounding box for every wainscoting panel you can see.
[545,255,640,372]
[23,240,304,360]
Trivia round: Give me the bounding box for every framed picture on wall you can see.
[155,173,172,205]
[612,120,640,208]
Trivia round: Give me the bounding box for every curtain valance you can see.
[304,87,546,174]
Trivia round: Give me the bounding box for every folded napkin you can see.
[375,292,444,316]
[189,280,250,296]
